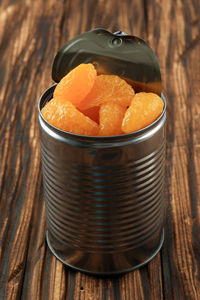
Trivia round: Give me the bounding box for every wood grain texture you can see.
[0,0,200,299]
[146,1,200,299]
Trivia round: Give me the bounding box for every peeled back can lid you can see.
[52,28,162,95]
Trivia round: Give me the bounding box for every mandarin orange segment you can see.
[99,102,126,136]
[121,92,164,133]
[41,98,99,136]
[79,75,135,110]
[79,106,100,124]
[53,63,96,106]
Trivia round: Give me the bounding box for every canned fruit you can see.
[99,102,126,136]
[53,63,97,106]
[121,92,164,133]
[42,63,164,136]
[79,106,100,124]
[79,75,135,110]
[41,98,99,136]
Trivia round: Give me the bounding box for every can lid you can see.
[52,28,161,95]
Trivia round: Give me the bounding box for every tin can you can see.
[38,84,166,275]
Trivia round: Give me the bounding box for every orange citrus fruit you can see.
[99,102,126,136]
[79,75,135,110]
[42,63,164,136]
[121,92,164,133]
[79,106,100,124]
[41,98,99,136]
[53,63,97,106]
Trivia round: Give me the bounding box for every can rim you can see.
[46,229,165,275]
[38,83,166,142]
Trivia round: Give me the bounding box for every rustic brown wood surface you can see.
[0,0,200,299]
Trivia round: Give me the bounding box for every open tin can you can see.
[38,29,166,275]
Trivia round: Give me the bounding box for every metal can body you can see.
[39,84,166,275]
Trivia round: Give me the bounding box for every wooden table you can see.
[1,0,200,299]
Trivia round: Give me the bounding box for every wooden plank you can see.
[146,0,200,299]
[0,0,67,299]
